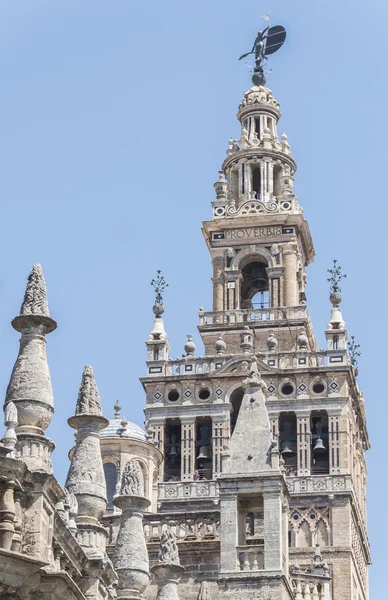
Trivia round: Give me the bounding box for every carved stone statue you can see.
[198,581,211,600]
[238,28,269,67]
[157,531,180,566]
[120,460,144,497]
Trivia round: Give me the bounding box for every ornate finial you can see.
[120,417,128,436]
[158,531,180,566]
[266,330,278,352]
[215,335,226,355]
[296,327,308,351]
[151,270,169,317]
[184,334,196,357]
[327,259,347,305]
[2,401,18,455]
[120,460,145,497]
[20,264,50,317]
[75,365,103,416]
[114,400,121,418]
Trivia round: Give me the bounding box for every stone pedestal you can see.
[113,494,150,600]
[151,563,185,600]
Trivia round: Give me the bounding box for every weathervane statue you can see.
[239,18,287,87]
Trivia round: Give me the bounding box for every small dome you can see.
[100,417,146,442]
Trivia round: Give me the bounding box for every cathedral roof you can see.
[100,417,146,441]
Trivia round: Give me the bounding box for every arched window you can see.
[103,462,118,508]
[241,261,269,309]
[230,387,244,435]
[279,413,297,472]
[311,411,329,474]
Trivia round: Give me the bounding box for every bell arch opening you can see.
[230,387,244,436]
[241,260,269,309]
[103,461,118,508]
[311,411,329,474]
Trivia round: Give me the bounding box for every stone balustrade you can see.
[291,577,330,600]
[144,512,220,543]
[158,481,219,504]
[198,305,309,327]
[146,348,348,378]
[237,545,264,571]
[286,474,351,495]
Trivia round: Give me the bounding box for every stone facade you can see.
[0,79,369,600]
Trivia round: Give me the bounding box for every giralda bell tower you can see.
[142,25,370,600]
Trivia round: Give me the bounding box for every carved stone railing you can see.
[291,575,331,600]
[237,545,264,571]
[212,196,302,220]
[270,350,348,369]
[158,481,219,505]
[286,474,351,495]
[144,513,220,543]
[146,348,348,378]
[198,305,309,327]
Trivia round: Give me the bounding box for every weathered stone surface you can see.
[113,491,150,599]
[20,264,50,317]
[228,360,272,474]
[66,366,108,526]
[76,365,103,416]
[120,459,144,497]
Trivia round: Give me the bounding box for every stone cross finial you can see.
[158,531,180,566]
[120,460,144,497]
[75,365,103,416]
[20,264,50,317]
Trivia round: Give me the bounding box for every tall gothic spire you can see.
[66,365,109,558]
[4,264,57,473]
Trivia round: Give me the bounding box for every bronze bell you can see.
[168,434,178,457]
[250,266,267,291]
[281,443,295,457]
[197,446,211,461]
[313,437,326,453]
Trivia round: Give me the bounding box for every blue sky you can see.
[0,0,386,594]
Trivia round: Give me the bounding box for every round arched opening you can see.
[198,388,211,401]
[241,261,269,309]
[230,387,244,435]
[168,389,180,402]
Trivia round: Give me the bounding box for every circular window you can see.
[281,383,294,396]
[310,513,316,520]
[312,382,325,395]
[198,388,211,401]
[167,390,180,402]
[293,514,299,521]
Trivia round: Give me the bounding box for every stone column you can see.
[297,413,311,476]
[212,415,229,477]
[220,491,238,571]
[263,492,282,570]
[267,266,284,308]
[4,264,57,474]
[0,480,16,550]
[151,531,185,600]
[212,254,224,312]
[66,365,109,558]
[113,461,150,600]
[180,418,195,481]
[328,412,342,475]
[283,246,298,307]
